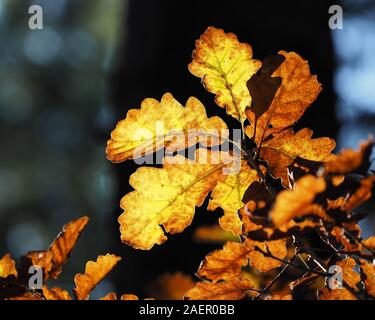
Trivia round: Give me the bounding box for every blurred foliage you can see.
[0,0,125,298]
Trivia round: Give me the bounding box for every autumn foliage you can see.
[1,26,375,300]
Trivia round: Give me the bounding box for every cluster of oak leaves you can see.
[1,26,375,301]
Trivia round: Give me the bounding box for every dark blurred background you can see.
[0,0,374,298]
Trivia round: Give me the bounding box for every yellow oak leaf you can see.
[73,254,121,300]
[208,160,259,234]
[118,149,248,250]
[106,93,227,163]
[189,26,261,123]
[197,238,287,282]
[184,277,254,300]
[246,51,321,144]
[270,175,327,227]
[260,128,335,187]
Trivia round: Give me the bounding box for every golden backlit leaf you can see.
[184,277,254,300]
[246,51,321,144]
[118,149,244,250]
[0,254,17,278]
[325,138,374,174]
[260,128,335,187]
[198,238,287,281]
[193,224,239,244]
[189,26,261,122]
[319,258,361,300]
[106,93,227,163]
[271,294,292,300]
[208,161,259,234]
[25,216,89,280]
[42,286,72,300]
[270,175,327,227]
[360,260,375,298]
[147,272,195,300]
[100,292,118,300]
[73,254,121,300]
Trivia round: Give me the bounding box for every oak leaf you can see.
[363,236,375,250]
[106,93,227,162]
[325,138,374,174]
[246,51,321,144]
[100,292,118,300]
[270,175,327,227]
[73,254,121,300]
[184,277,254,300]
[319,258,361,300]
[197,238,287,281]
[260,128,335,187]
[118,149,248,250]
[189,26,261,123]
[24,216,89,280]
[0,254,17,278]
[360,260,375,298]
[42,286,72,300]
[208,160,259,234]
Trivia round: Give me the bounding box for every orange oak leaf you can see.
[363,236,375,250]
[360,260,375,298]
[106,93,227,163]
[325,138,374,174]
[7,292,43,300]
[24,216,89,280]
[100,292,118,300]
[73,254,121,300]
[344,175,375,211]
[270,175,328,227]
[120,294,139,300]
[189,26,261,123]
[0,254,17,278]
[197,238,287,281]
[319,258,361,300]
[260,128,335,187]
[42,286,72,300]
[246,51,321,145]
[184,277,254,300]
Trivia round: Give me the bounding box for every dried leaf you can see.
[120,294,139,300]
[363,236,375,250]
[246,51,321,144]
[25,216,89,280]
[260,128,335,187]
[344,175,375,211]
[106,93,227,162]
[184,277,253,300]
[0,254,17,278]
[73,254,121,300]
[189,26,261,122]
[7,292,43,300]
[270,175,327,227]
